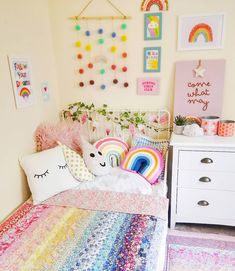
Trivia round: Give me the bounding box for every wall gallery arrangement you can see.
[140,0,168,95]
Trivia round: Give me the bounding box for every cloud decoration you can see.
[183,124,204,137]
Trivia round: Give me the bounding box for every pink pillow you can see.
[35,121,82,153]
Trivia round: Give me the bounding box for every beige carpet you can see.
[175,223,235,236]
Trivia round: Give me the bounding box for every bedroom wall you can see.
[48,0,235,119]
[0,0,59,221]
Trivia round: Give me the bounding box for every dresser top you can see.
[170,133,235,148]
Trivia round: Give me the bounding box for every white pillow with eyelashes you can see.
[20,146,79,204]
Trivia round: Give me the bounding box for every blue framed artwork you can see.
[144,47,161,72]
[144,13,162,40]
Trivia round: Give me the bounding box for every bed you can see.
[0,103,171,271]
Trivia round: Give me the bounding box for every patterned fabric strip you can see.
[19,208,91,271]
[0,203,49,256]
[0,201,33,237]
[44,189,169,220]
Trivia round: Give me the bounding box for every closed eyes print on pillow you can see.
[33,164,68,179]
[58,163,68,170]
[34,169,49,179]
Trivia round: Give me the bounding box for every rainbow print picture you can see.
[178,14,225,50]
[94,137,129,167]
[144,13,162,40]
[8,56,35,108]
[121,146,164,185]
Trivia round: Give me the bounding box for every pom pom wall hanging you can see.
[70,0,131,90]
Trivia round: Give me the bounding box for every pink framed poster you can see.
[137,78,160,95]
[174,59,225,118]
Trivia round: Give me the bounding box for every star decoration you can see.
[193,65,206,77]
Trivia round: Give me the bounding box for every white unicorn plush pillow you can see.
[81,138,111,176]
[20,146,79,204]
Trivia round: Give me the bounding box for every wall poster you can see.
[8,56,35,109]
[174,59,226,118]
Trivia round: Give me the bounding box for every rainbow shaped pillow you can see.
[94,137,129,167]
[121,146,164,185]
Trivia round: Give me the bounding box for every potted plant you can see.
[173,115,187,135]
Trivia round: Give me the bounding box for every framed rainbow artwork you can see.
[178,13,225,51]
[8,56,35,108]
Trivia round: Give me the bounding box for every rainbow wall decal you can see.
[19,87,31,99]
[94,137,129,167]
[141,0,168,11]
[121,147,164,185]
[188,23,213,43]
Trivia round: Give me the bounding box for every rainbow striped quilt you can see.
[0,191,168,271]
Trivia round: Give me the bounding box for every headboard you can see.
[61,102,171,144]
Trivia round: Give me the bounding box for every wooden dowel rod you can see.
[69,15,131,20]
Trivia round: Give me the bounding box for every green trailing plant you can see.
[62,102,171,133]
[174,115,187,126]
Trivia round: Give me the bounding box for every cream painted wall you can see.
[49,0,235,119]
[0,0,59,221]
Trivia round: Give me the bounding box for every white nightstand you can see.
[170,133,235,229]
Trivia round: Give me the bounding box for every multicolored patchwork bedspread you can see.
[0,191,168,271]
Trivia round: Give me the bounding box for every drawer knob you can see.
[200,158,213,164]
[197,200,209,206]
[199,177,211,183]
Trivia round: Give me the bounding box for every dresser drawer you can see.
[178,170,235,191]
[177,188,235,221]
[178,151,235,171]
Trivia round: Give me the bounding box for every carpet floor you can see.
[166,230,235,271]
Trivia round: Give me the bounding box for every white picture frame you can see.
[177,13,225,51]
[8,55,35,109]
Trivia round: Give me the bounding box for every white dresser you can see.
[170,133,235,229]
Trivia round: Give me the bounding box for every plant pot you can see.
[173,124,185,135]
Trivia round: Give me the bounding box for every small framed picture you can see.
[8,55,35,109]
[144,13,162,40]
[144,47,161,72]
[178,13,225,50]
[137,78,160,95]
